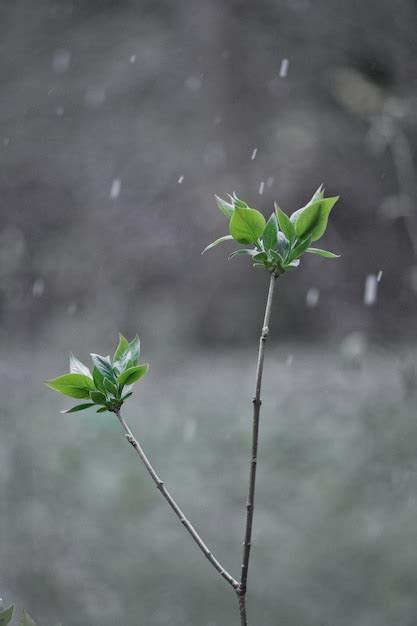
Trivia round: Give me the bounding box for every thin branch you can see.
[113,407,240,591]
[238,272,277,625]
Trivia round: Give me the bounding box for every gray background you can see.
[1,1,417,625]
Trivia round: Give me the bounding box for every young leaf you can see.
[90,390,108,405]
[275,204,295,242]
[104,378,119,396]
[307,247,340,258]
[276,232,290,259]
[61,403,96,414]
[253,252,268,262]
[291,199,321,237]
[121,391,133,401]
[308,197,339,242]
[69,353,91,378]
[90,354,116,382]
[269,250,284,265]
[215,195,234,218]
[283,259,300,270]
[113,334,130,363]
[128,335,141,364]
[228,249,256,259]
[117,364,149,386]
[229,206,266,245]
[96,407,108,413]
[92,366,106,392]
[45,374,95,399]
[289,234,312,260]
[262,213,278,250]
[309,184,324,203]
[19,611,36,626]
[202,235,233,255]
[0,606,14,626]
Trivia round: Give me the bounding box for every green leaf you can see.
[128,336,140,364]
[309,184,325,203]
[276,232,290,259]
[90,390,108,405]
[91,354,115,381]
[202,235,233,255]
[253,252,268,262]
[19,610,36,626]
[215,195,234,218]
[121,391,133,401]
[275,204,295,242]
[96,406,108,413]
[113,334,130,363]
[228,249,256,259]
[104,378,119,396]
[93,366,106,392]
[262,213,278,250]
[308,197,339,242]
[61,403,96,414]
[45,373,96,399]
[69,353,91,378]
[229,206,266,245]
[307,247,340,258]
[283,259,300,270]
[289,235,312,260]
[117,364,149,386]
[0,606,14,626]
[269,250,284,265]
[291,199,321,237]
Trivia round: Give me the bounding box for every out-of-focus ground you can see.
[2,340,417,625]
[1,0,417,624]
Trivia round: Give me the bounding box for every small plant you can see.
[0,606,37,626]
[46,186,339,626]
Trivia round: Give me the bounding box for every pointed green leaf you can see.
[275,204,295,242]
[283,259,300,270]
[229,206,266,244]
[92,366,105,392]
[307,247,340,258]
[96,407,108,413]
[291,199,321,237]
[70,353,91,378]
[228,249,257,259]
[104,378,119,397]
[262,213,278,250]
[202,235,233,255]
[90,390,108,405]
[113,334,130,363]
[91,354,116,381]
[61,403,96,414]
[19,610,36,626]
[309,184,325,203]
[215,195,234,218]
[0,606,14,626]
[121,391,133,401]
[45,373,95,398]
[128,336,140,364]
[289,235,312,260]
[253,251,268,262]
[269,249,284,265]
[308,197,339,242]
[117,364,149,386]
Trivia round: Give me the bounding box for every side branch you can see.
[113,408,239,591]
[238,272,277,624]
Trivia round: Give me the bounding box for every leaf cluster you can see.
[203,186,340,273]
[45,334,149,414]
[0,606,36,626]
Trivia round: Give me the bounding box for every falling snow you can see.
[110,178,121,199]
[130,55,136,63]
[364,274,378,306]
[52,49,71,74]
[279,58,289,78]
[259,181,265,195]
[32,278,45,298]
[251,148,258,160]
[178,175,184,184]
[266,176,274,188]
[306,287,320,308]
[377,270,383,282]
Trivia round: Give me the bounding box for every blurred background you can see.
[1,1,417,624]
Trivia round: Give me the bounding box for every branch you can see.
[113,407,239,591]
[237,272,277,625]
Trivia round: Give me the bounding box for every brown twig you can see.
[237,272,277,625]
[113,407,240,591]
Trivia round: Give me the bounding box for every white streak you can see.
[364,274,378,306]
[251,148,258,160]
[306,287,320,308]
[266,176,274,188]
[110,178,121,199]
[377,270,383,282]
[259,181,265,195]
[178,175,184,184]
[279,58,289,78]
